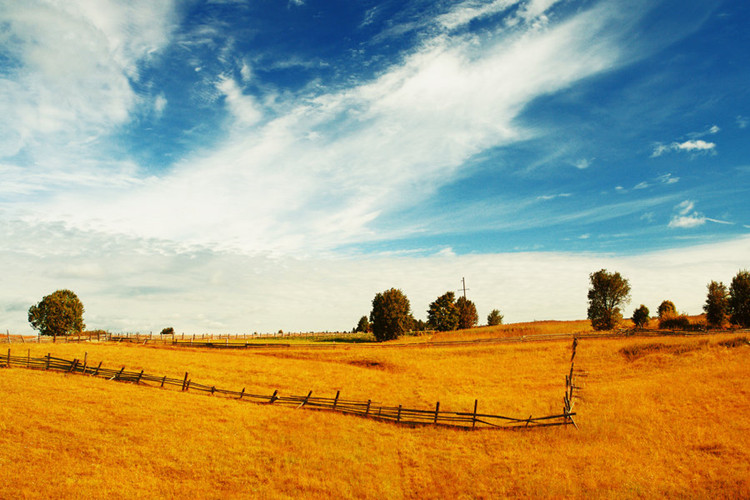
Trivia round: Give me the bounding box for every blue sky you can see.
[1,0,749,333]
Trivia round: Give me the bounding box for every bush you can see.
[659,315,691,330]
[370,288,412,342]
[632,305,650,329]
[487,309,504,326]
[657,300,677,321]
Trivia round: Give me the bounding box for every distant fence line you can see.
[1,344,580,430]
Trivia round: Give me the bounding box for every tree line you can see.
[24,268,750,342]
[357,288,503,342]
[587,269,750,331]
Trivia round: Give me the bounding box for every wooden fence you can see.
[1,343,580,430]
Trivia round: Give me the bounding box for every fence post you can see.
[182,372,189,391]
[397,405,402,423]
[136,370,144,384]
[472,399,478,428]
[46,353,50,370]
[6,348,10,367]
[27,348,30,368]
[365,400,371,417]
[434,402,440,424]
[161,375,167,388]
[269,390,278,403]
[94,361,102,376]
[333,390,340,410]
[115,366,125,380]
[239,388,245,400]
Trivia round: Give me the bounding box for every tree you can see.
[729,270,750,327]
[354,316,370,333]
[632,305,650,329]
[657,300,677,321]
[703,281,729,328]
[160,327,175,336]
[587,269,631,331]
[487,309,504,326]
[427,291,459,332]
[456,296,478,330]
[28,290,85,342]
[369,288,412,342]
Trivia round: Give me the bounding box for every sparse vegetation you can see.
[27,289,85,342]
[587,269,631,330]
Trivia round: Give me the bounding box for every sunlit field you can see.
[1,324,748,498]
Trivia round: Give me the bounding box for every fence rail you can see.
[1,346,579,430]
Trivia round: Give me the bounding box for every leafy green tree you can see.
[427,291,460,332]
[657,300,677,321]
[160,327,175,336]
[354,315,371,333]
[456,296,478,330]
[729,270,750,327]
[587,269,631,331]
[369,288,412,342]
[28,290,85,342]
[703,281,729,328]
[487,309,504,326]
[632,305,650,329]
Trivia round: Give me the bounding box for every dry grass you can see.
[1,329,749,498]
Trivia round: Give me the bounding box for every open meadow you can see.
[1,324,749,499]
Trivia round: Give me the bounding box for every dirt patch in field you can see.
[346,359,390,370]
[620,340,707,361]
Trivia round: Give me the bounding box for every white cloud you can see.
[634,181,649,190]
[737,115,748,129]
[217,77,263,126]
[574,158,592,169]
[675,200,694,215]
[669,214,706,228]
[676,139,715,152]
[0,1,175,158]
[652,139,716,157]
[12,1,638,255]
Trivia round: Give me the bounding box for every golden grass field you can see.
[1,323,749,499]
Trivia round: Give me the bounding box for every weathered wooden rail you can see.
[1,344,580,430]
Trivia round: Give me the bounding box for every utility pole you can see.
[460,277,469,299]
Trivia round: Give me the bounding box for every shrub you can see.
[659,315,691,330]
[632,305,650,329]
[657,300,677,321]
[487,309,504,326]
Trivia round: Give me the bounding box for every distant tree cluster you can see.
[362,285,499,341]
[586,268,750,331]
